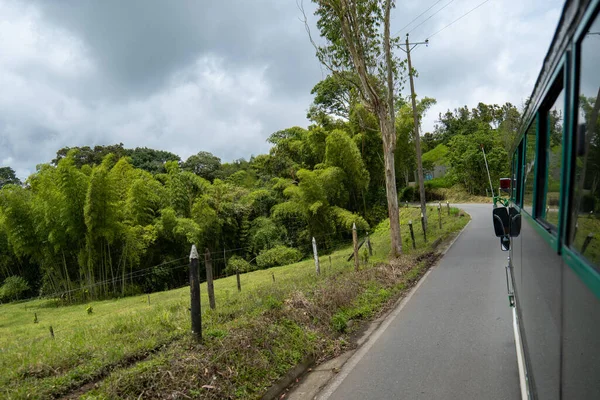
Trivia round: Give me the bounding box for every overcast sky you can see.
[0,0,563,179]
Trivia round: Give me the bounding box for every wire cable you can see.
[408,0,456,35]
[426,0,492,39]
[396,0,445,35]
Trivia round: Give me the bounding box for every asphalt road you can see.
[321,204,520,400]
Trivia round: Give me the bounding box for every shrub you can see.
[425,188,445,202]
[225,255,254,275]
[0,276,30,302]
[256,245,303,269]
[331,311,349,333]
[399,186,416,202]
[424,176,454,189]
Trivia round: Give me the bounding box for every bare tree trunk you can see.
[382,0,402,257]
[380,111,402,257]
[315,0,402,257]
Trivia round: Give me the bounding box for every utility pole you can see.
[403,33,429,230]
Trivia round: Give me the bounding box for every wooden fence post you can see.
[366,232,373,256]
[352,223,359,271]
[438,202,442,229]
[582,233,594,255]
[236,268,241,292]
[49,325,54,339]
[272,272,275,283]
[205,249,215,310]
[421,213,427,243]
[329,255,332,273]
[189,245,202,340]
[408,220,416,249]
[447,201,450,216]
[312,237,320,275]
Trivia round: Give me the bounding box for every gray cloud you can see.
[0,0,563,180]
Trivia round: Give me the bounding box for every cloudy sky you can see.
[0,0,563,179]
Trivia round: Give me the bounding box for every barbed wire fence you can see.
[4,204,461,344]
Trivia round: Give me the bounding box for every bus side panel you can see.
[561,264,600,399]
[519,217,561,400]
[511,218,523,316]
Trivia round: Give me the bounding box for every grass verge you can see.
[0,207,470,399]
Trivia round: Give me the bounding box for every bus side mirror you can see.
[500,235,510,251]
[492,207,509,237]
[509,207,521,237]
[493,207,511,251]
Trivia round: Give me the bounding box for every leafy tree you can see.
[305,0,404,256]
[325,129,370,206]
[308,72,360,121]
[52,143,129,168]
[129,147,181,174]
[182,151,221,181]
[446,128,508,195]
[247,217,285,257]
[0,167,21,189]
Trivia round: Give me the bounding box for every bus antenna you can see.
[481,144,495,198]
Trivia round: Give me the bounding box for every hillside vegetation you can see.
[0,98,517,304]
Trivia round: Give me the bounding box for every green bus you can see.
[492,0,600,398]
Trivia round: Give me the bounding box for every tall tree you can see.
[304,0,404,256]
[182,151,222,181]
[0,167,21,189]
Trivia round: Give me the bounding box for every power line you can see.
[408,0,456,35]
[427,0,492,39]
[396,0,444,36]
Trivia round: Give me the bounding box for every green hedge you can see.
[256,246,303,269]
[0,276,30,303]
[224,255,254,275]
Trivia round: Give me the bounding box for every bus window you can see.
[543,88,564,227]
[513,141,523,206]
[523,122,537,215]
[512,152,518,203]
[571,18,600,268]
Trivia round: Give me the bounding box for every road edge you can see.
[271,211,472,400]
[315,216,471,400]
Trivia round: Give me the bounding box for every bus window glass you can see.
[571,16,600,267]
[512,152,517,202]
[523,122,537,215]
[545,90,564,227]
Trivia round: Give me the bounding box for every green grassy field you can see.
[0,207,469,399]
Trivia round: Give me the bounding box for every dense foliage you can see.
[0,70,521,302]
[424,102,521,194]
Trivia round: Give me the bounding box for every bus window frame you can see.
[522,117,538,216]
[561,2,600,299]
[536,68,566,234]
[513,141,524,207]
[519,59,568,253]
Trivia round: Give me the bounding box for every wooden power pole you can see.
[404,33,428,230]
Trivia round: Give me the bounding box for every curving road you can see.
[319,204,520,400]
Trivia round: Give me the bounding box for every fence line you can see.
[9,222,387,305]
